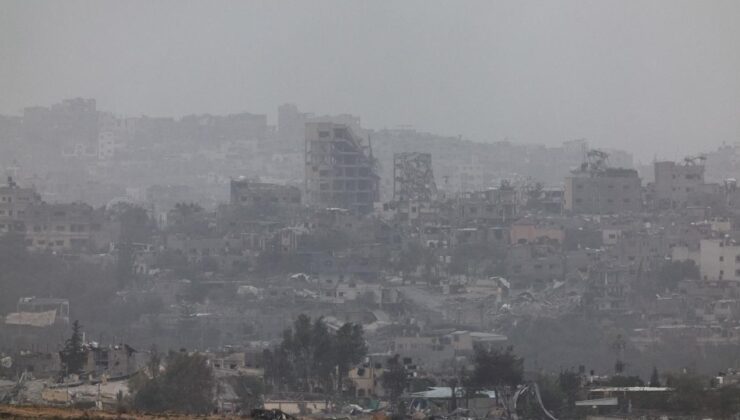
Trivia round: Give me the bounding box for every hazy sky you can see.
[2,0,739,161]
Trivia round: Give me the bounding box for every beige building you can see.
[22,202,112,252]
[564,168,642,214]
[699,239,740,281]
[653,160,705,209]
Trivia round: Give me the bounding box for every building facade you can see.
[304,122,379,214]
[564,168,642,214]
[699,239,740,282]
[653,160,705,209]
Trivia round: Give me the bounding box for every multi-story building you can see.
[564,168,642,214]
[304,121,379,214]
[653,160,705,209]
[0,177,42,233]
[455,187,519,224]
[699,239,740,282]
[21,202,111,252]
[393,152,437,202]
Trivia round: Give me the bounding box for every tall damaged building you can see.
[393,152,437,202]
[304,121,379,214]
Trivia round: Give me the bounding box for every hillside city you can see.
[4,98,740,418]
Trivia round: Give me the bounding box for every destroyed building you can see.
[304,121,379,214]
[393,152,437,202]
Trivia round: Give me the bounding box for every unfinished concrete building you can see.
[305,121,379,214]
[393,152,437,202]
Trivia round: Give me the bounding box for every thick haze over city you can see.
[3,0,740,160]
[6,1,740,418]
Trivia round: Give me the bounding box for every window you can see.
[720,256,724,262]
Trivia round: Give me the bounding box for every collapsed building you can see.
[304,122,379,214]
[393,152,437,202]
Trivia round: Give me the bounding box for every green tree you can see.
[60,320,86,375]
[335,323,367,392]
[470,346,524,389]
[230,375,265,413]
[263,345,295,392]
[519,375,565,418]
[558,369,582,411]
[311,317,336,393]
[656,260,700,292]
[381,355,409,409]
[111,203,154,244]
[470,346,524,418]
[264,315,367,395]
[665,373,706,413]
[132,352,215,414]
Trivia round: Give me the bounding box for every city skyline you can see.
[3,1,740,161]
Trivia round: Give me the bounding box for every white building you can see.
[699,239,740,281]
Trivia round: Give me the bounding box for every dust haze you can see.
[3,1,740,419]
